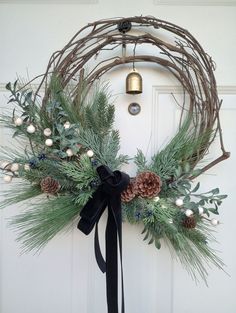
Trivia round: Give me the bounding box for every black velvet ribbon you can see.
[77,165,130,313]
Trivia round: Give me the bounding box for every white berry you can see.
[3,175,12,183]
[14,117,23,126]
[0,161,10,169]
[185,209,194,217]
[153,196,160,202]
[87,150,94,158]
[43,128,52,137]
[175,198,184,207]
[27,124,36,134]
[211,218,219,226]
[24,164,30,171]
[66,149,73,157]
[45,139,53,147]
[198,206,204,215]
[64,121,71,129]
[11,163,19,172]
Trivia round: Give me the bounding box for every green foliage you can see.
[0,76,228,284]
[78,129,129,170]
[59,155,97,190]
[128,198,225,283]
[45,75,79,124]
[0,183,42,209]
[1,77,130,253]
[84,90,115,137]
[149,118,211,181]
[9,195,81,252]
[74,190,93,207]
[6,81,40,123]
[24,159,77,191]
[134,149,148,173]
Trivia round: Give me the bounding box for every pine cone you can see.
[121,179,137,203]
[40,176,61,194]
[182,216,197,229]
[135,171,162,199]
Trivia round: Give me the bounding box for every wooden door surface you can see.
[0,3,236,313]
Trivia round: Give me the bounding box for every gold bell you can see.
[126,69,143,94]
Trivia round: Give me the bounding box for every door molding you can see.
[0,0,97,3]
[154,0,236,6]
[1,83,236,93]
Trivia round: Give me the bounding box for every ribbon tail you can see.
[113,198,125,313]
[106,196,125,313]
[106,201,119,313]
[95,222,106,273]
[78,165,129,313]
[78,186,107,272]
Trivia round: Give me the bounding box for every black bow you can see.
[77,165,130,313]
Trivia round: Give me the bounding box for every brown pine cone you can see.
[182,216,197,229]
[121,179,137,203]
[135,171,162,199]
[40,176,61,194]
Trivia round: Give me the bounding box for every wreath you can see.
[0,16,230,307]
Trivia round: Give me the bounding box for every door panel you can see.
[0,6,236,310]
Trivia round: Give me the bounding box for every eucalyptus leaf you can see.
[184,195,191,202]
[183,162,191,173]
[175,165,182,178]
[5,82,11,91]
[208,207,219,215]
[218,195,228,200]
[211,188,220,195]
[192,182,200,193]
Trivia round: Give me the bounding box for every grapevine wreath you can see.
[0,16,230,312]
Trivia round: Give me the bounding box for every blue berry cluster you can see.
[135,212,142,220]
[38,153,47,161]
[89,178,100,189]
[144,210,153,218]
[91,159,98,167]
[29,153,47,169]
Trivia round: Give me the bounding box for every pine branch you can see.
[9,195,81,252]
[0,183,42,209]
[84,90,115,137]
[59,155,97,190]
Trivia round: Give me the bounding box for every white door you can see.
[1,2,236,313]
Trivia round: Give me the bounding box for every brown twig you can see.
[27,15,229,175]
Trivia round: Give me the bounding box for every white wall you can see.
[0,1,236,313]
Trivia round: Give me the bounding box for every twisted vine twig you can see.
[30,15,229,176]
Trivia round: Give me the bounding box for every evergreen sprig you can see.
[84,91,115,137]
[59,155,97,190]
[0,76,228,284]
[9,195,81,252]
[149,118,211,181]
